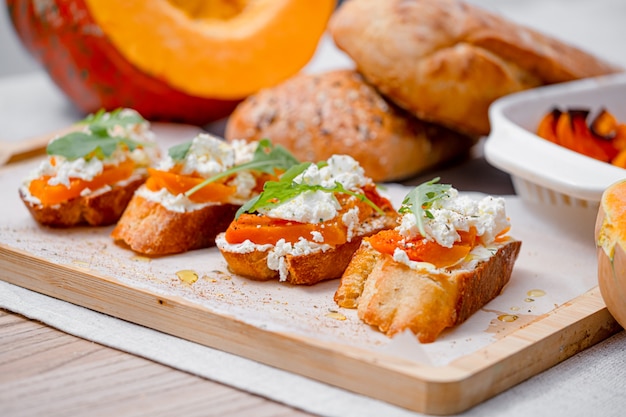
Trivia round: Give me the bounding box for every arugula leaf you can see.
[81,108,146,135]
[235,162,385,219]
[184,138,300,197]
[168,141,193,161]
[235,162,313,216]
[46,108,150,160]
[46,132,145,161]
[398,177,451,237]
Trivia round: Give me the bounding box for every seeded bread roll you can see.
[335,238,522,343]
[224,69,476,183]
[329,0,622,137]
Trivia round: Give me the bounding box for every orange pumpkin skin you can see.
[595,180,626,329]
[7,0,334,125]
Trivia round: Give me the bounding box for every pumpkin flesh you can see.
[595,180,626,328]
[86,0,335,99]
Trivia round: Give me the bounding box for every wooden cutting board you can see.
[0,140,620,415]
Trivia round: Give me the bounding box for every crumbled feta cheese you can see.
[161,134,256,178]
[151,134,259,209]
[178,133,238,177]
[229,170,257,201]
[260,154,369,224]
[397,188,509,247]
[310,231,324,243]
[45,157,104,187]
[136,185,215,213]
[27,109,158,195]
[215,234,273,254]
[108,108,155,143]
[259,190,340,223]
[392,187,510,270]
[342,206,360,242]
[230,139,259,165]
[298,154,368,190]
[267,238,332,281]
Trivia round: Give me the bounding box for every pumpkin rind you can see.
[595,180,626,329]
[7,0,334,124]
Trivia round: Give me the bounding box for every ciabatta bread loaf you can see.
[334,179,522,342]
[225,70,476,182]
[329,0,622,137]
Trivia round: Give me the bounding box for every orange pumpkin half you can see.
[8,0,336,124]
[595,179,626,329]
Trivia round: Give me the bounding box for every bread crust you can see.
[111,193,240,256]
[219,238,364,285]
[334,239,522,343]
[19,177,145,228]
[225,69,476,183]
[217,204,399,285]
[329,0,622,137]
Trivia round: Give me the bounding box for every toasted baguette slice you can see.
[335,239,522,343]
[19,177,145,228]
[216,207,398,285]
[111,193,239,256]
[218,237,364,286]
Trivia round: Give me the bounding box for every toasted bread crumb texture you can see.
[335,240,521,343]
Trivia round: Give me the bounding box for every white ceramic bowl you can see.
[484,73,626,214]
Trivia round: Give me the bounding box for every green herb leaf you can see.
[46,132,144,161]
[168,141,193,161]
[185,138,300,197]
[235,162,385,219]
[398,177,451,237]
[81,108,146,134]
[46,108,150,161]
[235,162,313,216]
